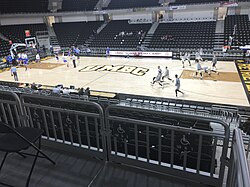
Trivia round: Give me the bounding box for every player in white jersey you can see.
[181,52,191,68]
[194,61,203,79]
[151,66,163,86]
[62,52,69,67]
[175,74,184,97]
[162,66,173,82]
[36,53,40,63]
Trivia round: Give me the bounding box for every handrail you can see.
[105,104,230,187]
[227,128,250,187]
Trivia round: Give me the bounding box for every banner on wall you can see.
[169,6,186,10]
[110,51,172,57]
[220,2,238,7]
[240,45,250,50]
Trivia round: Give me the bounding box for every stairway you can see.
[213,33,225,52]
[50,36,59,46]
[97,21,109,34]
[96,0,112,9]
[47,27,59,47]
[139,34,154,49]
[0,33,9,41]
[215,20,225,34]
[139,22,159,49]
[147,22,159,35]
[43,17,60,47]
[83,35,95,47]
[83,21,110,47]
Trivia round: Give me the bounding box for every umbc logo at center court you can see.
[79,65,149,76]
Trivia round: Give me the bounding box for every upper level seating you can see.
[60,0,99,11]
[0,24,47,42]
[0,0,48,14]
[0,24,47,57]
[53,21,103,47]
[106,0,160,9]
[89,20,151,49]
[170,0,222,5]
[149,21,216,50]
[224,15,250,46]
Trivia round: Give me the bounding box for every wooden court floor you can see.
[0,56,249,107]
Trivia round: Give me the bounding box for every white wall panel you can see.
[112,12,152,20]
[173,10,214,20]
[0,17,44,25]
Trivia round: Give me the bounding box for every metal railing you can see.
[105,105,230,187]
[118,99,241,127]
[0,90,249,186]
[20,93,107,160]
[227,128,250,187]
[0,90,26,127]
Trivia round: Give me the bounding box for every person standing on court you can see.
[23,52,28,71]
[71,54,77,68]
[36,53,41,63]
[106,47,110,57]
[74,47,80,64]
[175,74,184,97]
[11,66,18,81]
[211,53,217,70]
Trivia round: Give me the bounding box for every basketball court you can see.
[0,56,249,106]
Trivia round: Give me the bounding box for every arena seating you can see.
[224,15,250,47]
[0,0,48,13]
[89,20,151,49]
[0,40,13,57]
[53,21,103,47]
[106,0,160,10]
[60,0,99,11]
[149,21,216,50]
[170,0,222,6]
[0,24,47,57]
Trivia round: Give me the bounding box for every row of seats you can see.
[149,21,216,50]
[224,15,250,47]
[0,0,99,13]
[89,20,151,49]
[0,0,49,13]
[60,0,99,12]
[53,21,103,47]
[1,16,249,56]
[0,24,47,57]
[0,40,12,57]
